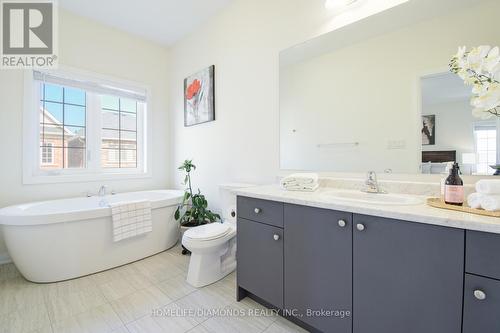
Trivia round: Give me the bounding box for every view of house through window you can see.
[39,83,87,170]
[37,80,145,174]
[101,95,138,168]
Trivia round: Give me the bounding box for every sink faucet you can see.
[98,185,108,197]
[362,171,385,194]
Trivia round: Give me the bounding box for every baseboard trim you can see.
[0,253,12,265]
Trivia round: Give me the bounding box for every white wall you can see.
[0,10,170,261]
[168,0,414,212]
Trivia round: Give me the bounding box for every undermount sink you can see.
[322,190,422,206]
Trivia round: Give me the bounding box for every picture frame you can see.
[422,115,435,145]
[184,65,215,127]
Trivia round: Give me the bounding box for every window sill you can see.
[23,171,152,185]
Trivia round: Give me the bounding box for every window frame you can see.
[23,66,152,184]
[473,121,497,175]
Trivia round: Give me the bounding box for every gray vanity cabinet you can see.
[463,274,500,333]
[463,231,500,333]
[352,214,464,333]
[284,204,352,333]
[237,217,284,308]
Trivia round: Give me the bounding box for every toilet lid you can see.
[184,223,231,241]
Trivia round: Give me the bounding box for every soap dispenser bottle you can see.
[444,162,464,206]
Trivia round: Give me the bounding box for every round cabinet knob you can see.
[338,220,346,227]
[356,223,365,231]
[273,234,280,241]
[474,289,486,300]
[254,208,261,214]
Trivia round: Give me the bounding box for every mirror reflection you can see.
[280,0,500,175]
[420,72,498,176]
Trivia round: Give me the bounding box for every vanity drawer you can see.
[463,274,500,333]
[237,196,283,227]
[466,230,500,280]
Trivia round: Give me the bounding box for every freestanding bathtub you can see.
[0,190,183,283]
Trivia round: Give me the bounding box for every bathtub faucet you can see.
[98,185,108,197]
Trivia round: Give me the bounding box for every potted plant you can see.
[174,160,220,254]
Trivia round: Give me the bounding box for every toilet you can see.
[182,183,254,287]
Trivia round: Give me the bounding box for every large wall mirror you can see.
[280,0,500,176]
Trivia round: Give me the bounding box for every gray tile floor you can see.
[0,243,307,333]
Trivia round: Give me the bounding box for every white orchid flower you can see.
[474,83,500,111]
[484,47,500,73]
[455,46,467,58]
[467,45,492,73]
[454,46,467,65]
[472,82,488,94]
[472,107,494,119]
[451,45,500,119]
[479,45,493,56]
[471,96,483,108]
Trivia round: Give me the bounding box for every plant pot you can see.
[179,226,191,255]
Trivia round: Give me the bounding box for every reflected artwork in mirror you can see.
[279,0,500,176]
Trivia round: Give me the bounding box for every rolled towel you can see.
[281,173,319,186]
[475,179,500,194]
[480,194,500,212]
[467,193,484,209]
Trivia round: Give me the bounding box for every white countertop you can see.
[234,185,500,234]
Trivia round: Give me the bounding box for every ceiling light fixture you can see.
[325,0,359,10]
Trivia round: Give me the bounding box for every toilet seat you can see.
[183,223,231,241]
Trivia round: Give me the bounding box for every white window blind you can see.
[33,70,147,102]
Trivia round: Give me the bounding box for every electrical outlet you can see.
[387,140,406,150]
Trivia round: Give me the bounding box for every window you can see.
[40,83,86,170]
[474,123,497,175]
[41,143,53,165]
[101,96,138,168]
[24,68,149,184]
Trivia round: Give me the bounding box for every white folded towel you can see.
[475,179,500,194]
[110,200,152,242]
[282,183,319,192]
[480,194,500,212]
[281,173,319,186]
[467,193,484,209]
[281,173,319,192]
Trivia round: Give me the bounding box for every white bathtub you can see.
[0,190,183,283]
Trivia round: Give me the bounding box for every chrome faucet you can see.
[98,185,108,197]
[362,171,385,194]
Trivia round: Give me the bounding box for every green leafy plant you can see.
[174,160,220,227]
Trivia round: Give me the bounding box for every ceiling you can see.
[59,0,234,46]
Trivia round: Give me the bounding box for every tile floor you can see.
[0,243,307,333]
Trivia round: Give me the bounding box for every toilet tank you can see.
[219,183,255,224]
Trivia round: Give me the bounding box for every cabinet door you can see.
[284,204,352,333]
[353,214,464,333]
[237,218,283,308]
[463,274,500,333]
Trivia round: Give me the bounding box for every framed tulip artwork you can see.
[184,65,215,127]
